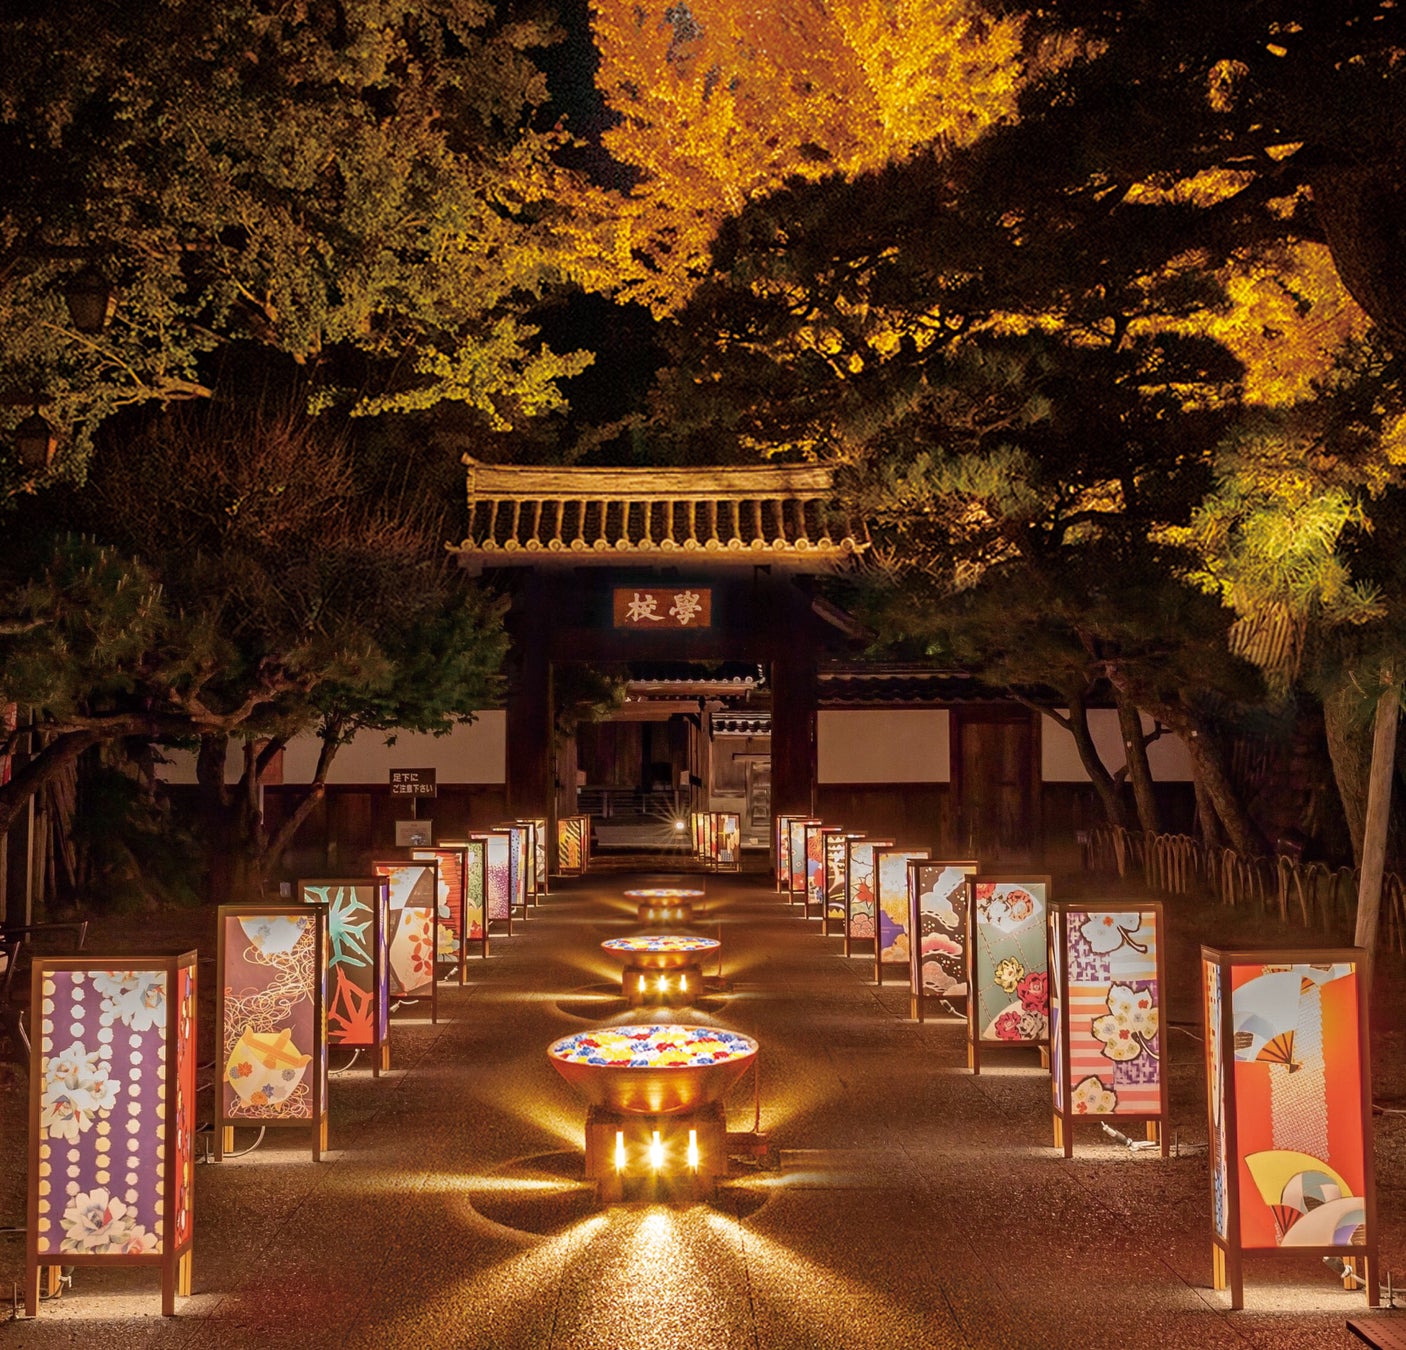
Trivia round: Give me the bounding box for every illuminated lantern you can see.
[548,1023,758,1201]
[411,846,468,984]
[1047,901,1167,1156]
[510,819,546,905]
[701,811,718,869]
[500,823,531,920]
[601,935,721,1007]
[842,836,892,959]
[371,859,441,1021]
[216,904,329,1161]
[298,878,391,1074]
[26,952,197,1317]
[440,838,490,959]
[965,875,1051,1073]
[803,823,841,921]
[774,814,810,892]
[823,833,860,937]
[713,812,741,872]
[469,831,515,937]
[625,887,706,926]
[518,816,549,899]
[786,818,819,903]
[906,859,977,1022]
[557,815,590,876]
[1201,946,1377,1309]
[873,846,930,986]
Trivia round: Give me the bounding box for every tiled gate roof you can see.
[452,459,868,569]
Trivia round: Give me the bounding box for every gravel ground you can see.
[1,867,1404,1348]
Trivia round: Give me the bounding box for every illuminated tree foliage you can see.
[987,0,1406,349]
[0,0,605,491]
[590,0,1032,313]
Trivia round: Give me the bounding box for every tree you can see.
[1,395,506,901]
[606,0,1406,850]
[0,0,604,491]
[982,0,1406,347]
[590,0,1032,313]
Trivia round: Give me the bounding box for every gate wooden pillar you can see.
[505,573,554,828]
[768,587,817,819]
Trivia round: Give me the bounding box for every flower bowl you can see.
[623,888,705,902]
[601,935,720,971]
[547,1024,758,1116]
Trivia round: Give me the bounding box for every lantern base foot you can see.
[585,1102,727,1202]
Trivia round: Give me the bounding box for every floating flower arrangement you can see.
[548,1024,755,1068]
[601,936,720,954]
[622,888,706,901]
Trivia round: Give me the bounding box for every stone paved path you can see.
[2,871,1400,1347]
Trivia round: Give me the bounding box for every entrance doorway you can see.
[952,707,1040,864]
[554,661,771,856]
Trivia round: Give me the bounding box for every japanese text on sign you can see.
[390,768,437,797]
[613,587,712,629]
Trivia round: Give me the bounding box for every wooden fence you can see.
[1082,827,1406,954]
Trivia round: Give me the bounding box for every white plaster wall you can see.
[1040,708,1193,782]
[817,709,950,783]
[155,711,507,785]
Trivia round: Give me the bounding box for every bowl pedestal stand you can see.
[585,1101,728,1202]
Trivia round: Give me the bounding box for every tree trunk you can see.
[1051,694,1128,830]
[260,731,341,885]
[1109,674,1258,854]
[1322,677,1374,867]
[1355,667,1399,963]
[1181,720,1264,857]
[0,728,106,838]
[1115,691,1162,834]
[1191,765,1223,849]
[196,734,263,907]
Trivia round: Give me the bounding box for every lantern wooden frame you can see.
[1047,900,1168,1157]
[906,859,978,1022]
[26,951,198,1317]
[371,858,441,1023]
[872,847,930,986]
[298,878,391,1074]
[965,874,1052,1074]
[216,904,329,1161]
[1201,944,1377,1310]
[842,836,892,958]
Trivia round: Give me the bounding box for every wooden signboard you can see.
[613,586,712,629]
[27,952,198,1316]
